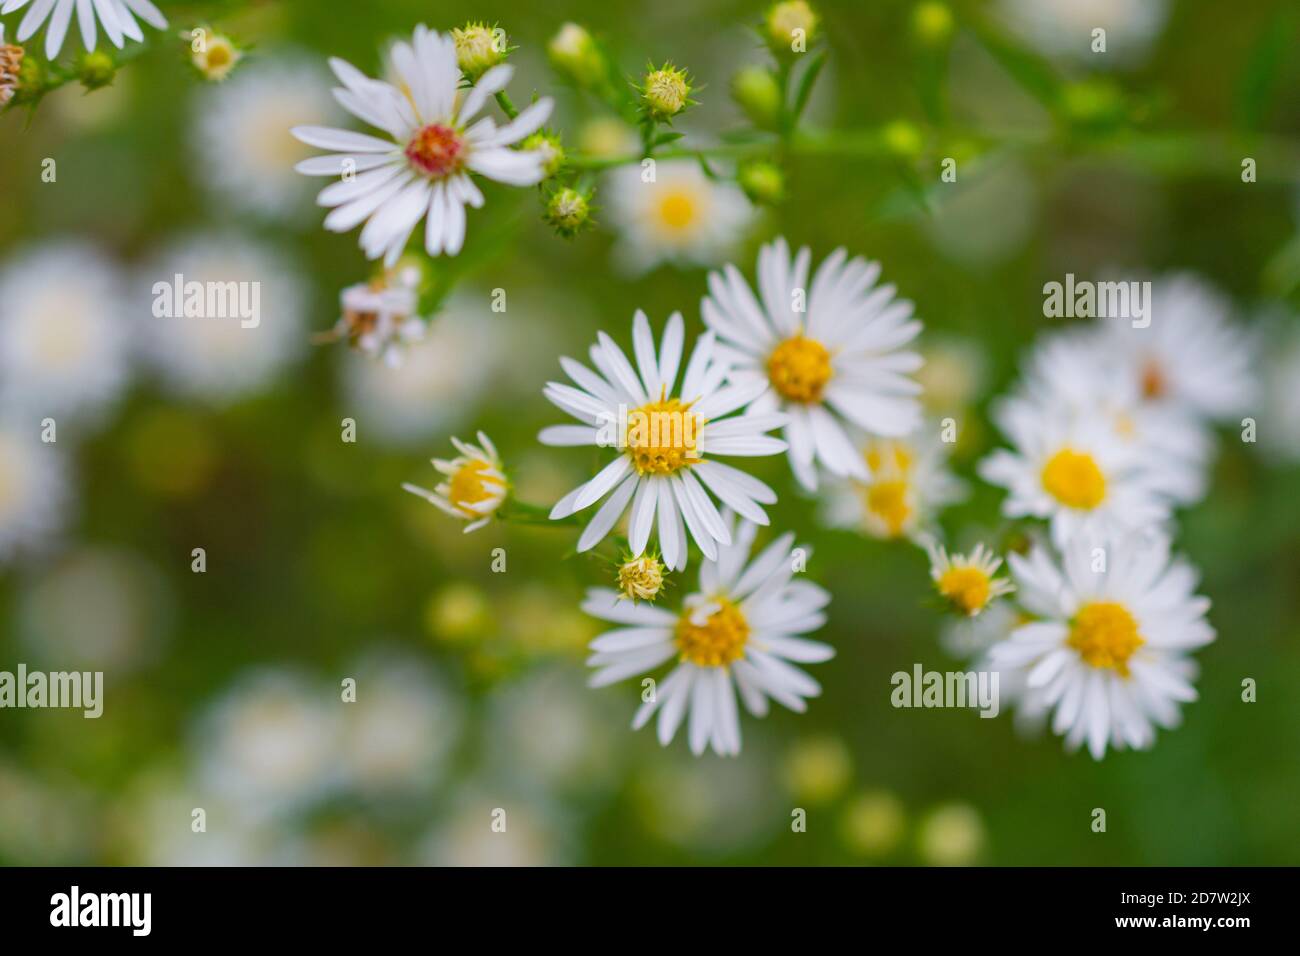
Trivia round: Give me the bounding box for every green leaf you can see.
[790,51,827,126]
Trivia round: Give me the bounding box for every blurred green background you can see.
[1,0,1298,865]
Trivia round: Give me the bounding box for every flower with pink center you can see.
[292,25,554,264]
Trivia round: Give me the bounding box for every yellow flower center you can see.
[1041,448,1106,510]
[447,459,497,516]
[937,567,991,616]
[865,439,913,475]
[675,598,749,667]
[657,191,697,231]
[767,334,833,403]
[865,478,913,537]
[1068,601,1144,677]
[624,397,701,475]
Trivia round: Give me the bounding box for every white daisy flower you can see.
[540,310,787,570]
[989,529,1214,759]
[702,238,924,490]
[333,264,425,367]
[822,430,964,541]
[1,0,165,61]
[291,25,554,264]
[582,513,833,757]
[403,431,508,533]
[0,422,69,563]
[1097,273,1257,426]
[939,602,1053,735]
[604,159,754,275]
[978,395,1173,550]
[0,241,131,429]
[135,233,307,404]
[926,541,1015,617]
[1016,327,1212,504]
[193,57,338,222]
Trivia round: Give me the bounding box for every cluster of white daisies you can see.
[411,235,941,757]
[950,275,1255,759]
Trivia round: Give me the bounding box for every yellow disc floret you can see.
[937,566,992,616]
[767,334,833,403]
[1068,601,1144,677]
[675,598,749,667]
[1041,448,1106,510]
[447,458,497,517]
[624,396,701,475]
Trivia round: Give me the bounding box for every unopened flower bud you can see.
[642,64,691,121]
[731,66,781,129]
[522,130,565,178]
[453,22,507,80]
[737,160,785,205]
[78,51,116,91]
[544,187,593,238]
[548,23,605,88]
[765,1,819,56]
[912,2,955,46]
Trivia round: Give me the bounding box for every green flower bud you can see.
[731,66,781,129]
[642,63,691,121]
[545,187,593,238]
[522,130,565,178]
[1061,79,1126,131]
[765,1,819,56]
[78,51,116,91]
[453,22,507,80]
[737,160,785,205]
[548,22,605,89]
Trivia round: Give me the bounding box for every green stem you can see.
[494,90,518,120]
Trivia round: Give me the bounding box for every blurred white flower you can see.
[419,789,569,866]
[195,669,341,818]
[604,159,754,274]
[702,237,924,490]
[340,294,501,446]
[339,652,463,797]
[333,265,425,367]
[1097,273,1257,427]
[999,0,1168,66]
[19,546,168,673]
[540,311,786,570]
[292,25,554,264]
[114,771,276,866]
[135,234,307,404]
[979,395,1173,550]
[484,666,622,792]
[582,512,833,757]
[1,0,166,61]
[0,242,131,429]
[193,56,337,222]
[822,429,965,541]
[1260,323,1300,464]
[0,422,69,564]
[990,528,1213,759]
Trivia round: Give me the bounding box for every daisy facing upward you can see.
[292,25,554,264]
[540,310,787,570]
[583,512,833,757]
[702,238,924,491]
